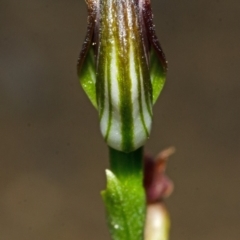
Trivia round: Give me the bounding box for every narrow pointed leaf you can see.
[102,169,145,240]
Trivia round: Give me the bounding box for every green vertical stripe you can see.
[116,0,134,152]
[104,50,113,141]
[135,50,149,138]
[137,6,153,117]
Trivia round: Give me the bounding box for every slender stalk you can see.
[102,147,146,240]
[109,147,143,182]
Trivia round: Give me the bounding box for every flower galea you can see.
[78,0,167,152]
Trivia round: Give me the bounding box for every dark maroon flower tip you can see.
[144,147,175,203]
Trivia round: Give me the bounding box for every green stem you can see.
[102,147,146,240]
[109,147,143,182]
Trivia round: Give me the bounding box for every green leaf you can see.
[78,47,97,108]
[150,48,166,104]
[101,147,146,240]
[102,170,145,240]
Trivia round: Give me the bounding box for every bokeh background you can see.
[1,0,240,239]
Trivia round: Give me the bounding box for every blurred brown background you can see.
[0,0,240,239]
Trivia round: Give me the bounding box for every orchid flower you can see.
[78,1,171,239]
[78,0,167,153]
